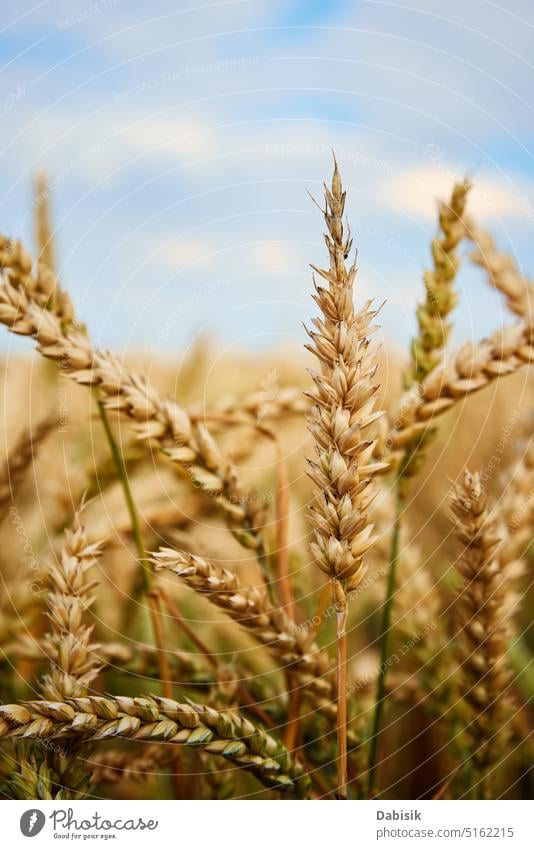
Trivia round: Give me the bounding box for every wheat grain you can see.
[0,696,311,797]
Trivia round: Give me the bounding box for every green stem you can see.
[508,637,534,703]
[96,399,151,593]
[367,482,405,796]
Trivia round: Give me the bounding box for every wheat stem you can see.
[367,483,404,795]
[96,399,150,591]
[335,596,348,798]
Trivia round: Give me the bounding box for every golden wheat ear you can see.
[406,179,471,387]
[0,697,311,798]
[450,469,515,798]
[305,157,384,797]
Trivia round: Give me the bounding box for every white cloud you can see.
[246,241,298,272]
[118,116,216,160]
[156,238,212,268]
[383,165,530,224]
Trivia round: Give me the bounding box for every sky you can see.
[1,0,533,357]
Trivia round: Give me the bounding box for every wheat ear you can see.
[0,697,311,797]
[496,421,534,573]
[41,514,104,701]
[386,322,534,470]
[204,386,309,423]
[468,223,534,325]
[451,470,514,796]
[0,252,265,553]
[406,180,471,386]
[89,745,173,785]
[0,235,73,321]
[0,416,56,517]
[34,172,56,275]
[305,159,384,797]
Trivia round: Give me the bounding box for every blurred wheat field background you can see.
[0,159,532,801]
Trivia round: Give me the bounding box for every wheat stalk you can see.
[0,697,311,797]
[305,159,384,797]
[451,470,514,796]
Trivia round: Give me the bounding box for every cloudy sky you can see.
[1,0,533,356]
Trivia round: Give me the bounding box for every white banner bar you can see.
[1,799,532,848]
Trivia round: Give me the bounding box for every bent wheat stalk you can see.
[0,255,265,555]
[386,322,534,471]
[152,548,333,706]
[0,697,311,797]
[468,223,534,325]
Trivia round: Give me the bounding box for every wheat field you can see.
[0,161,532,801]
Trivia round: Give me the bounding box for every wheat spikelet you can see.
[0,257,265,552]
[41,514,104,701]
[0,416,55,517]
[406,180,471,386]
[205,386,309,423]
[0,697,311,797]
[451,470,515,794]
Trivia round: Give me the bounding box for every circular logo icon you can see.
[20,809,46,837]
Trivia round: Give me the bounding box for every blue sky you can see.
[1,0,533,356]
